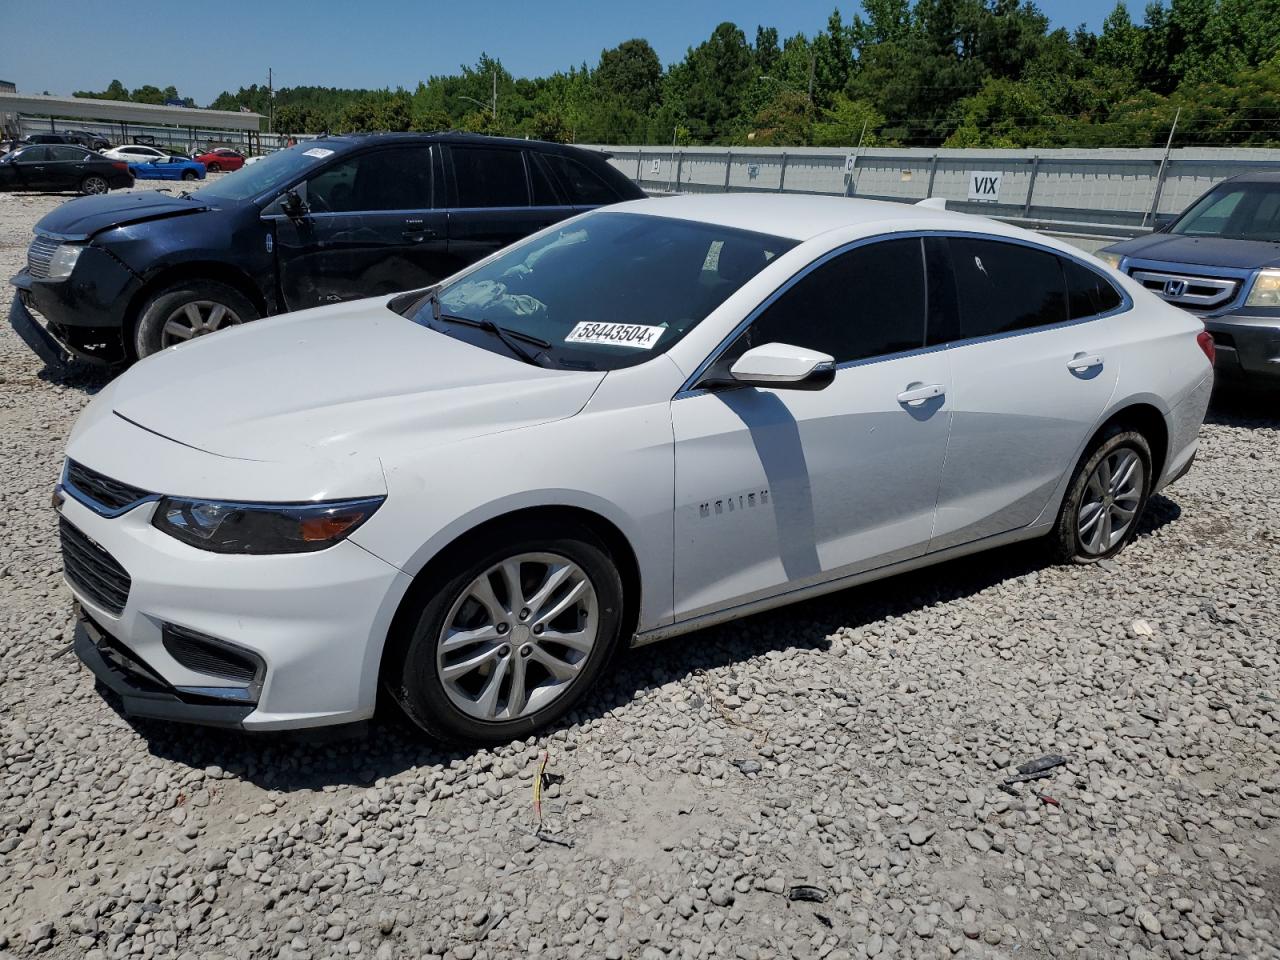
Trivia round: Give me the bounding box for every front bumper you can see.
[58,492,413,731]
[9,250,141,364]
[1203,313,1280,383]
[75,608,255,728]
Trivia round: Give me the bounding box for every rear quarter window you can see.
[543,154,620,206]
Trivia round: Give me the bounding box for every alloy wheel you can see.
[83,176,108,195]
[1077,447,1144,555]
[161,300,244,346]
[436,552,599,722]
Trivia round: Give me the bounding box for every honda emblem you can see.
[1163,279,1187,298]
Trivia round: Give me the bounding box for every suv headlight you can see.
[1096,251,1123,270]
[152,496,384,554]
[1245,269,1280,308]
[47,243,85,280]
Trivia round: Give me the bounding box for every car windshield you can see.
[193,143,340,202]
[410,211,796,371]
[1172,181,1280,242]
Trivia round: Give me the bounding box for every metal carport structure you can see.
[0,91,264,151]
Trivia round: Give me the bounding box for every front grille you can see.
[26,235,60,279]
[162,626,261,684]
[65,460,151,514]
[60,518,131,615]
[1130,269,1240,311]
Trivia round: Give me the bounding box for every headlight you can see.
[47,243,84,280]
[152,496,384,554]
[1095,251,1123,270]
[1245,269,1280,308]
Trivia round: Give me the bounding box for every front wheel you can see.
[1050,429,1153,564]
[132,280,260,359]
[181,170,198,181]
[80,175,109,195]
[206,162,220,172]
[387,525,625,744]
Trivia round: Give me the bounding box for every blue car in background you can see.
[128,155,207,182]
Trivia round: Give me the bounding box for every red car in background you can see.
[194,148,246,172]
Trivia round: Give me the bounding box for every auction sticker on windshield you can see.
[303,148,334,159]
[565,322,665,349]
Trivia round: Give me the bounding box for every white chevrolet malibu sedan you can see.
[56,194,1214,743]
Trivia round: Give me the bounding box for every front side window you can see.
[1173,182,1280,241]
[12,146,49,163]
[724,237,927,366]
[304,147,432,213]
[947,237,1067,338]
[414,211,796,370]
[451,146,528,208]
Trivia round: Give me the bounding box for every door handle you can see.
[1067,353,1104,372]
[896,383,945,406]
[402,229,437,243]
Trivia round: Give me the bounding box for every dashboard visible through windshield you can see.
[412,211,797,370]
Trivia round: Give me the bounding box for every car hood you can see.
[33,191,210,241]
[105,299,606,462]
[1107,233,1280,271]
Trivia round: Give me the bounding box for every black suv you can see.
[9,133,641,367]
[1099,171,1280,387]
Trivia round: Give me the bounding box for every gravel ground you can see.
[1,183,1278,960]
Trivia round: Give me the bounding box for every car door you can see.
[45,145,90,190]
[10,146,52,190]
[670,236,954,621]
[271,144,449,310]
[444,144,561,265]
[926,235,1123,551]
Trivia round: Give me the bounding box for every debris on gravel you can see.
[1,185,1278,959]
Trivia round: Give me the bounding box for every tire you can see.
[207,162,220,172]
[132,280,260,359]
[181,170,197,181]
[386,522,626,745]
[1049,428,1153,564]
[80,175,109,195]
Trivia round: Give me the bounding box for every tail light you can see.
[1196,329,1215,365]
[111,161,128,172]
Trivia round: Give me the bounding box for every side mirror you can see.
[726,342,836,391]
[280,189,310,220]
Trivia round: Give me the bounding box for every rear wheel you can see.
[1050,428,1152,563]
[80,175,109,195]
[132,280,260,359]
[181,170,198,181]
[386,524,625,744]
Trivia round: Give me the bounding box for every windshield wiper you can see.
[433,310,551,366]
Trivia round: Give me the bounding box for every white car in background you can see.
[55,195,1213,743]
[99,144,174,163]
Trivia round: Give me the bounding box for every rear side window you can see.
[49,146,88,161]
[543,154,619,206]
[729,237,927,365]
[947,237,1067,339]
[306,148,432,213]
[527,153,563,206]
[451,146,528,207]
[1064,258,1123,319]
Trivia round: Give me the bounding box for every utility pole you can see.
[267,67,274,135]
[492,68,497,120]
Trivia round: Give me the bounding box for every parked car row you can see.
[5,132,1221,745]
[10,133,642,364]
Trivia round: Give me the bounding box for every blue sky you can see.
[5,0,1140,105]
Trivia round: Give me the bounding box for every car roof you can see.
[604,192,993,242]
[1222,170,1280,184]
[304,131,610,159]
